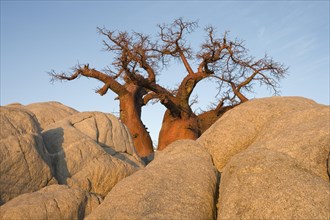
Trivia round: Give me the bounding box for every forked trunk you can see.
[119,94,153,157]
[157,110,200,150]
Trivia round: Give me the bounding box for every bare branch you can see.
[157,18,198,75]
[142,91,159,105]
[196,30,288,104]
[50,64,127,96]
[189,94,199,107]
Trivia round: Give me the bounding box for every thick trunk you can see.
[157,110,200,150]
[198,105,235,134]
[119,94,153,157]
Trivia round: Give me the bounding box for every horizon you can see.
[1,1,329,143]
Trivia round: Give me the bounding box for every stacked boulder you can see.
[0,106,55,204]
[42,111,143,197]
[1,97,329,220]
[1,102,144,219]
[86,140,219,220]
[198,97,330,219]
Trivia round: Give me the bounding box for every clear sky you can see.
[1,1,329,144]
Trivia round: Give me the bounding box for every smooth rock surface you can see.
[0,185,101,220]
[218,148,330,220]
[198,96,323,172]
[86,140,218,220]
[6,101,78,130]
[198,97,330,219]
[42,111,144,198]
[0,107,55,204]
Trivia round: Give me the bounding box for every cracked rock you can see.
[0,185,101,220]
[198,97,330,219]
[86,140,218,220]
[0,107,55,204]
[6,101,78,130]
[42,111,144,198]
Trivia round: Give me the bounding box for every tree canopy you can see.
[50,18,288,157]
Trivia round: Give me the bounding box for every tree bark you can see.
[50,66,154,157]
[119,86,153,157]
[230,83,249,103]
[157,110,200,150]
[197,105,235,134]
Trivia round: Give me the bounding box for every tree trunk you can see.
[197,105,235,134]
[119,92,153,157]
[157,110,200,150]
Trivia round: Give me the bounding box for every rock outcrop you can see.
[1,102,144,210]
[1,97,329,219]
[0,185,101,220]
[198,97,330,219]
[42,111,144,198]
[6,101,78,130]
[0,107,55,204]
[86,140,218,220]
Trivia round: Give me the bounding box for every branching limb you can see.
[49,64,127,96]
[142,91,159,105]
[157,18,197,75]
[98,27,158,84]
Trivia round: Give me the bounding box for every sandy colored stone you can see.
[6,101,78,130]
[0,185,101,220]
[198,96,329,219]
[250,106,330,181]
[42,111,144,198]
[198,96,323,172]
[218,148,330,219]
[0,107,55,204]
[86,140,218,220]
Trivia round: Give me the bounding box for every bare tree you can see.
[50,18,287,154]
[50,34,156,157]
[196,26,287,133]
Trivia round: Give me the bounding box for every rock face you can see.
[218,148,330,219]
[86,140,218,220]
[0,107,55,204]
[42,111,144,198]
[0,185,101,220]
[1,97,329,219]
[198,97,330,219]
[1,102,143,213]
[7,101,78,129]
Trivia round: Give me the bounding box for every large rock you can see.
[0,107,55,204]
[86,140,218,220]
[42,111,144,198]
[7,101,78,129]
[218,148,330,219]
[198,97,330,219]
[0,185,101,220]
[198,96,321,172]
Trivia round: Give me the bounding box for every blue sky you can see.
[1,1,329,144]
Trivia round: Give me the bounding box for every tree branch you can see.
[50,64,128,96]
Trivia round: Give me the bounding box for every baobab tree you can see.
[50,18,287,155]
[50,64,154,157]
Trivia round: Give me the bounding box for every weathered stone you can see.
[6,101,78,130]
[42,111,144,198]
[198,96,322,172]
[86,140,218,220]
[0,107,55,204]
[0,185,101,220]
[218,148,330,220]
[250,107,330,181]
[198,96,330,219]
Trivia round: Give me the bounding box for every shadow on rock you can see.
[42,127,69,184]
